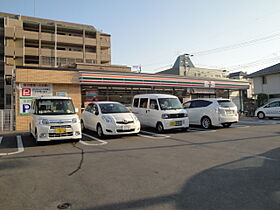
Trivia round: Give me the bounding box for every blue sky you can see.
[2,0,280,73]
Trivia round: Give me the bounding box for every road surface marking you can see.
[140,130,170,138]
[79,133,108,146]
[0,136,24,156]
[188,128,217,133]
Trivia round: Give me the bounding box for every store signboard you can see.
[19,83,53,115]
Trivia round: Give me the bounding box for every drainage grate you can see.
[57,203,71,209]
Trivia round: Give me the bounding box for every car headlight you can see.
[131,114,139,122]
[184,113,188,117]
[102,115,114,123]
[40,119,49,125]
[72,118,78,123]
[162,114,169,119]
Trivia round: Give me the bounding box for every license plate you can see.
[122,125,130,130]
[170,122,176,126]
[226,110,233,115]
[55,128,66,133]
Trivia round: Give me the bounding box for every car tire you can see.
[156,122,164,133]
[222,123,232,128]
[257,112,265,119]
[201,117,212,129]
[97,124,104,138]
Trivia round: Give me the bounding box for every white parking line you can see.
[0,136,3,144]
[140,130,170,138]
[137,134,169,139]
[235,125,251,129]
[79,133,108,146]
[0,136,24,156]
[188,128,217,133]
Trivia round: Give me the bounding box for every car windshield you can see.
[36,99,75,115]
[158,98,183,110]
[218,100,236,108]
[99,103,130,114]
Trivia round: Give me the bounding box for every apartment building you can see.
[0,12,112,109]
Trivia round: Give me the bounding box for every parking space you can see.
[0,118,279,209]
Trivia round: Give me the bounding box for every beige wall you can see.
[252,74,280,95]
[15,84,81,131]
[15,68,82,131]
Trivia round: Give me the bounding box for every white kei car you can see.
[81,102,141,137]
[183,98,239,129]
[255,100,280,119]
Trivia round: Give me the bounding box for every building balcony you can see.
[85,52,97,60]
[57,34,83,45]
[24,31,39,40]
[85,38,97,46]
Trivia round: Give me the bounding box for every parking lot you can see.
[0,117,280,210]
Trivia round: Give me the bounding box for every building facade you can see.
[248,63,280,103]
[157,54,229,79]
[0,12,113,109]
[0,13,250,131]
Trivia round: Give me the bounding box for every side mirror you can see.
[154,105,159,110]
[95,110,99,115]
[75,108,79,113]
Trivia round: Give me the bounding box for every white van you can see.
[30,96,82,144]
[131,94,189,132]
[183,98,239,129]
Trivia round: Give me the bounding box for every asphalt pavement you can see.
[0,118,279,210]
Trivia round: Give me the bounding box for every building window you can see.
[5,94,11,105]
[262,76,267,84]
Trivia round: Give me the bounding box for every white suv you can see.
[183,98,239,129]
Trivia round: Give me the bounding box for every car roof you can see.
[184,98,231,102]
[90,101,122,104]
[133,94,178,99]
[33,96,72,100]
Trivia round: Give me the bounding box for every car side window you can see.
[133,98,139,107]
[92,104,98,113]
[191,100,211,108]
[183,102,191,109]
[85,104,93,112]
[149,99,159,110]
[139,98,148,108]
[265,102,277,108]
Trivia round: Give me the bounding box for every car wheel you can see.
[222,123,232,128]
[156,122,164,133]
[97,124,104,138]
[257,112,265,119]
[201,117,212,129]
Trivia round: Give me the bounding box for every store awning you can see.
[80,72,249,90]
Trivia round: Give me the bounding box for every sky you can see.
[2,0,280,74]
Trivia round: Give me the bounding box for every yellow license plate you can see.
[170,122,176,126]
[55,128,66,133]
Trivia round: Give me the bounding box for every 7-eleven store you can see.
[15,66,249,131]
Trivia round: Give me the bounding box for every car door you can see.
[89,103,99,131]
[275,101,280,117]
[264,101,279,117]
[137,98,149,126]
[83,103,93,130]
[147,98,160,127]
[188,100,205,124]
[183,101,195,124]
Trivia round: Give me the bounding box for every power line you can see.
[193,31,280,56]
